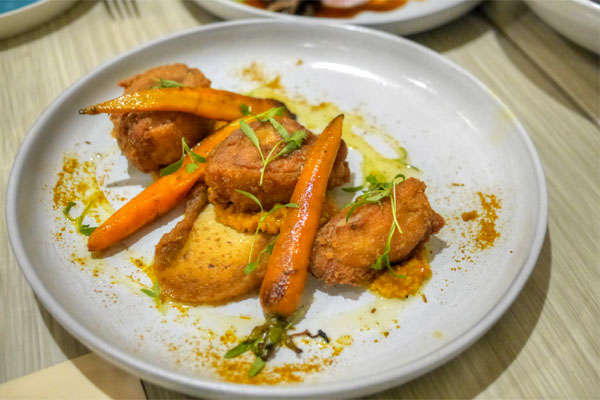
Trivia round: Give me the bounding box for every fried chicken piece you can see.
[154,184,270,305]
[310,178,445,286]
[111,63,215,173]
[205,117,350,212]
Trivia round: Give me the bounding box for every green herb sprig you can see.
[63,200,98,236]
[235,189,297,274]
[342,174,406,278]
[152,78,185,89]
[239,104,286,122]
[159,138,206,176]
[224,308,327,378]
[141,281,164,309]
[239,104,307,186]
[141,281,160,299]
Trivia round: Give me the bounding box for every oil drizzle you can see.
[248,78,418,183]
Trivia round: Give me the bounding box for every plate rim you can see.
[0,0,45,17]
[6,19,548,398]
[0,0,79,39]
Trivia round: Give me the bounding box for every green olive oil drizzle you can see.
[248,81,418,182]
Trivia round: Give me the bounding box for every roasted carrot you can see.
[79,87,286,121]
[260,114,344,317]
[87,115,265,252]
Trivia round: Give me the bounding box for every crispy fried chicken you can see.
[310,178,445,286]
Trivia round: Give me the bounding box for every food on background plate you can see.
[242,0,409,18]
[76,63,444,378]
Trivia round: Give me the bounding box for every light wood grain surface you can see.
[1,1,598,399]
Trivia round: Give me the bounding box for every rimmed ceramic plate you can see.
[0,0,78,39]
[195,0,481,35]
[7,20,547,399]
[524,0,600,53]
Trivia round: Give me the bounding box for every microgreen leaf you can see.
[243,203,297,275]
[248,356,266,378]
[265,202,298,217]
[182,138,206,163]
[186,163,198,173]
[140,288,157,298]
[233,106,285,130]
[267,117,290,140]
[345,202,364,222]
[240,120,262,154]
[159,138,205,176]
[244,261,260,275]
[225,342,250,358]
[152,78,184,89]
[390,177,403,234]
[366,174,379,187]
[245,237,278,274]
[141,281,161,299]
[341,185,363,193]
[159,156,184,176]
[264,240,276,254]
[235,193,297,274]
[238,107,305,187]
[240,104,252,116]
[343,174,407,279]
[288,130,306,146]
[235,189,264,213]
[63,202,76,219]
[79,225,97,236]
[189,152,206,163]
[387,267,407,279]
[256,106,285,121]
[372,254,384,270]
[273,131,307,159]
[63,200,98,236]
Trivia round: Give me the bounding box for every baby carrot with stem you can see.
[260,114,345,317]
[87,109,285,252]
[224,114,344,378]
[79,87,286,121]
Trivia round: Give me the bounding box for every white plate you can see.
[196,0,481,35]
[0,0,78,39]
[524,0,600,54]
[7,20,547,399]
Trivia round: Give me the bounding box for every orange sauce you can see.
[474,192,501,250]
[243,0,408,18]
[368,245,431,299]
[213,196,338,235]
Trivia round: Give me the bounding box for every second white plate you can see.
[195,0,481,35]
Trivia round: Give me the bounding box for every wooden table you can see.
[1,1,598,398]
